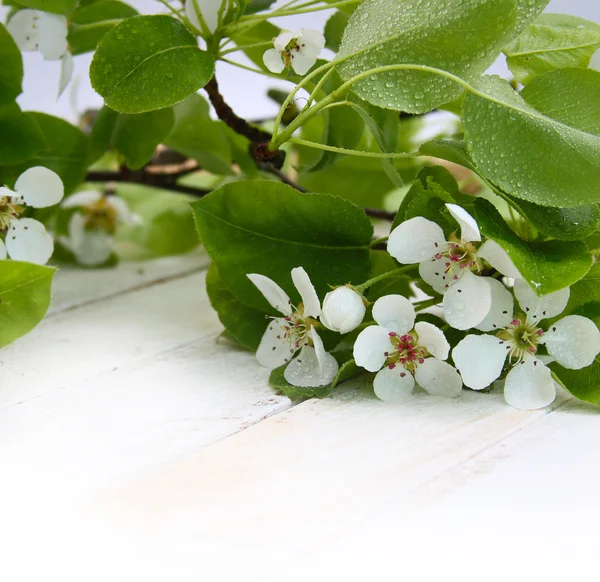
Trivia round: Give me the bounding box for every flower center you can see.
[384,331,429,376]
[82,197,119,233]
[271,305,318,355]
[434,237,481,286]
[0,196,23,231]
[497,314,544,363]
[282,37,305,66]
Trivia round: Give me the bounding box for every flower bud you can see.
[185,0,231,36]
[320,286,366,334]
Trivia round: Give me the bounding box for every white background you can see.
[0,0,598,123]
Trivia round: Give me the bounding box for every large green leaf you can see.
[473,198,592,295]
[0,22,22,105]
[551,357,600,408]
[336,0,537,113]
[0,103,45,166]
[0,261,55,349]
[463,74,600,207]
[192,180,373,313]
[14,0,77,15]
[90,15,214,114]
[164,94,233,176]
[504,14,600,85]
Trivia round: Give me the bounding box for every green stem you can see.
[155,0,185,18]
[237,0,360,23]
[219,57,296,81]
[219,40,274,56]
[369,236,389,248]
[288,137,418,159]
[355,265,416,293]
[413,297,440,311]
[304,66,336,110]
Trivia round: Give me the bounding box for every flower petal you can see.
[475,277,514,332]
[37,12,68,60]
[353,325,393,372]
[290,51,317,75]
[247,273,292,316]
[503,358,555,410]
[373,366,414,402]
[443,270,492,330]
[452,333,508,390]
[194,0,221,33]
[309,327,339,384]
[544,315,600,370]
[414,321,449,360]
[263,48,285,73]
[477,240,522,279]
[256,318,297,369]
[291,266,320,318]
[372,294,415,335]
[445,203,480,243]
[273,30,298,51]
[108,196,135,223]
[320,286,365,334]
[0,238,7,260]
[68,214,113,266]
[14,166,64,208]
[58,50,73,97]
[418,254,450,294]
[7,9,40,51]
[415,358,462,398]
[514,278,569,321]
[299,29,325,53]
[61,190,102,209]
[5,218,53,265]
[388,217,446,264]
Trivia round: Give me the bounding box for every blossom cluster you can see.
[247,204,600,410]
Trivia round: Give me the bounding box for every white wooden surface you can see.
[1,252,598,582]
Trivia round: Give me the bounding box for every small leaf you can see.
[0,102,45,166]
[324,11,349,52]
[14,0,77,15]
[90,15,214,114]
[0,22,23,105]
[0,261,55,349]
[244,0,276,14]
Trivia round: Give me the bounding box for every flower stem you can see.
[219,40,274,56]
[413,297,440,311]
[237,0,360,23]
[369,236,389,248]
[288,137,418,159]
[355,265,416,293]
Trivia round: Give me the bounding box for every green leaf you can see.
[0,261,55,349]
[89,106,175,169]
[68,0,138,55]
[14,0,77,15]
[192,180,373,312]
[463,74,600,207]
[419,138,476,171]
[336,0,526,113]
[504,14,600,85]
[551,358,600,407]
[563,262,600,314]
[473,198,592,294]
[0,22,22,105]
[0,102,45,166]
[164,94,233,176]
[205,262,266,350]
[244,0,276,14]
[90,15,215,114]
[324,11,349,52]
[367,250,412,301]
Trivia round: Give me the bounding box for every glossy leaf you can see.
[0,22,22,105]
[90,15,214,114]
[551,357,600,407]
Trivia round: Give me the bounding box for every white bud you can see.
[185,0,229,35]
[320,287,366,334]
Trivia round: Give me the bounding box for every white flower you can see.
[247,267,339,387]
[387,203,520,331]
[185,0,230,35]
[320,286,366,334]
[353,294,462,402]
[60,191,136,267]
[453,279,600,410]
[7,9,73,96]
[263,29,325,75]
[0,167,64,265]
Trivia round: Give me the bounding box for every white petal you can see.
[197,0,221,33]
[373,366,414,402]
[5,218,54,265]
[320,286,365,334]
[256,318,297,369]
[15,166,64,208]
[7,10,40,51]
[452,333,508,390]
[475,277,514,332]
[58,50,73,97]
[414,321,449,360]
[353,326,393,372]
[69,220,114,267]
[388,217,446,264]
[273,30,298,51]
[290,51,316,75]
[61,190,102,209]
[309,327,338,384]
[299,29,325,53]
[247,273,292,316]
[66,211,86,249]
[418,254,450,294]
[263,48,285,73]
[477,240,522,279]
[415,358,462,398]
[514,278,569,322]
[0,186,15,198]
[503,359,555,410]
[291,266,320,318]
[544,315,600,370]
[284,338,338,387]
[0,239,7,260]
[445,203,480,243]
[108,196,134,223]
[37,12,68,60]
[372,294,415,335]
[443,270,492,330]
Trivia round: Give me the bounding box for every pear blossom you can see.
[387,203,520,331]
[353,294,462,402]
[185,0,231,35]
[0,167,64,265]
[60,191,136,267]
[7,9,73,96]
[453,279,600,410]
[320,286,366,334]
[263,29,325,75]
[247,267,338,387]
